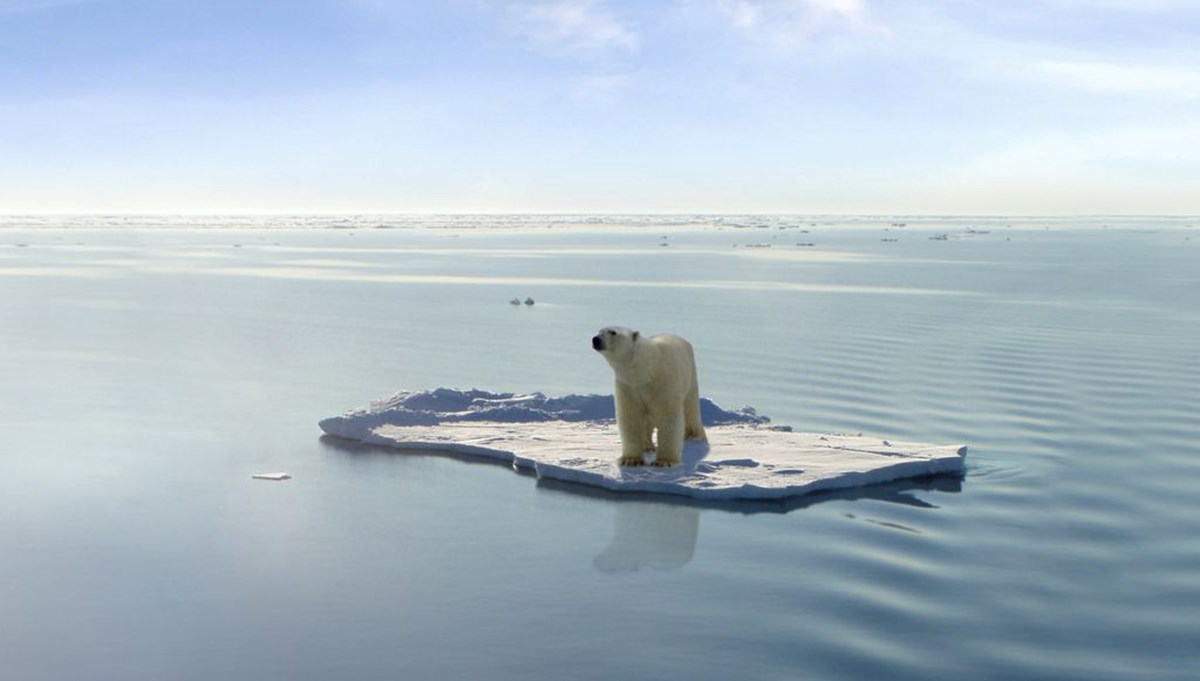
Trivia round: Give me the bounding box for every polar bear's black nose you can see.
[592,335,603,351]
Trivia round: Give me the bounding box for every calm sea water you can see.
[1,217,1197,680]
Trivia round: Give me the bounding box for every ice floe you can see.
[319,389,966,502]
[251,472,292,481]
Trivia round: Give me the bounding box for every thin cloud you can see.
[572,72,631,105]
[700,0,887,46]
[716,0,762,29]
[917,123,1200,214]
[1027,59,1200,99]
[798,0,878,31]
[505,0,638,56]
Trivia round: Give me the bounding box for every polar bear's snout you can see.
[592,335,604,351]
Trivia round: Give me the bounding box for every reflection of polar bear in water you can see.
[591,327,707,467]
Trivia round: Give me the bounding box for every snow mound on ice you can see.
[320,388,769,430]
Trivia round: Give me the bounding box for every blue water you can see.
[1,217,1197,680]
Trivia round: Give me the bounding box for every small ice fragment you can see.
[252,473,292,481]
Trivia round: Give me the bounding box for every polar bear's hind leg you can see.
[684,383,706,442]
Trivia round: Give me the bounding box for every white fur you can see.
[592,326,707,467]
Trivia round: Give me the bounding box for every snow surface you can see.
[319,389,966,501]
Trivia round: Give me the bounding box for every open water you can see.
[1,216,1197,680]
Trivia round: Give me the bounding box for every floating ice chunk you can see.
[252,472,292,481]
[319,389,966,502]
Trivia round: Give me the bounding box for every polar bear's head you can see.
[592,326,640,364]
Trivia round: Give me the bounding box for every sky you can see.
[1,0,1198,214]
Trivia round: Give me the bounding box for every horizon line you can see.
[3,211,1199,219]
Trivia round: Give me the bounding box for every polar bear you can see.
[592,326,707,467]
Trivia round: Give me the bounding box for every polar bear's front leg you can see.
[615,382,650,466]
[652,409,685,467]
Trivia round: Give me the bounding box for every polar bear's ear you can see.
[632,331,640,341]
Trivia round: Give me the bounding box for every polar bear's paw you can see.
[619,455,647,467]
[650,460,680,468]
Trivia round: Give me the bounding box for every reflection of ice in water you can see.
[593,502,699,573]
